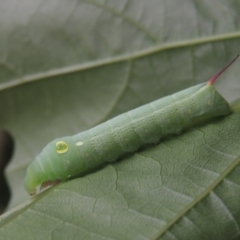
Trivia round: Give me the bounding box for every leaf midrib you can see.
[151,153,240,239]
[0,31,240,92]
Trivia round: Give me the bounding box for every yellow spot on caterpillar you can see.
[56,141,68,154]
[76,141,84,146]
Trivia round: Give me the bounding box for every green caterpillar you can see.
[23,56,238,195]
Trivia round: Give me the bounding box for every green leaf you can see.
[1,0,240,239]
[1,107,240,240]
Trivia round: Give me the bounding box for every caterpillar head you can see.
[23,136,85,195]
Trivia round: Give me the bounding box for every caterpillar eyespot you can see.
[23,55,239,195]
[56,141,68,154]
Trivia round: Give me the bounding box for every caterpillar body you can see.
[23,56,238,195]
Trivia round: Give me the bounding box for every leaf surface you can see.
[1,0,240,239]
[1,105,240,239]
